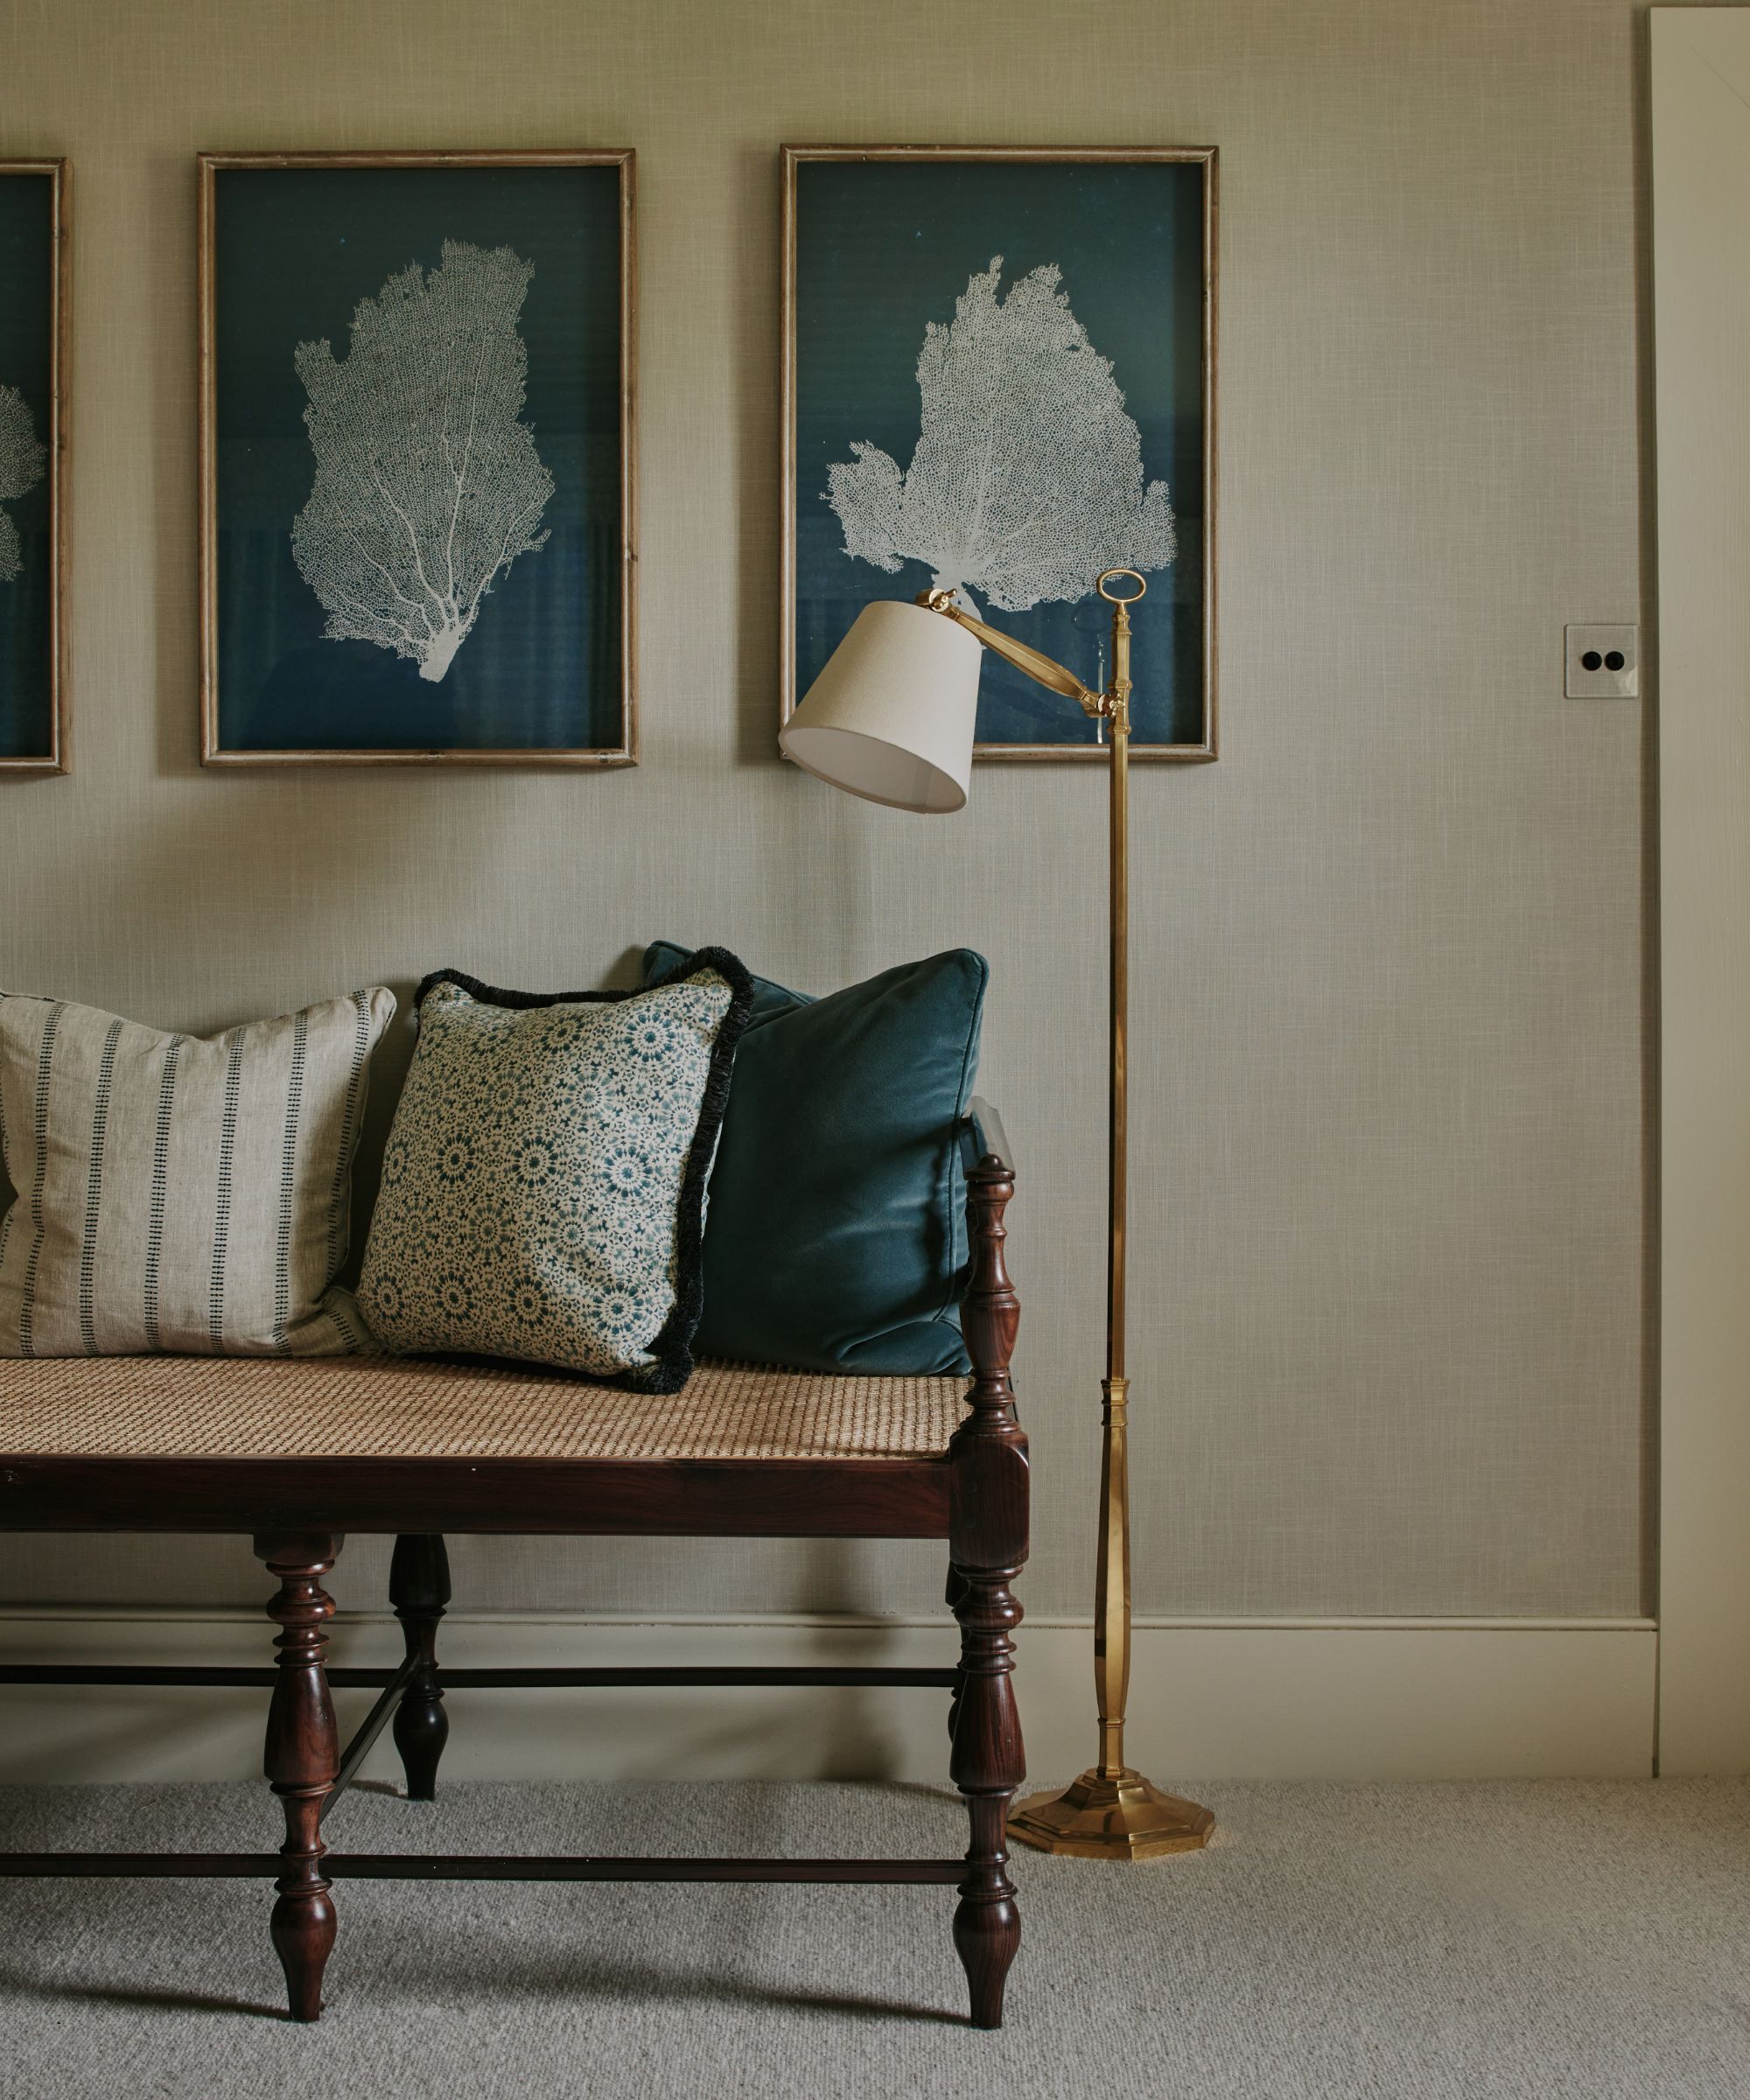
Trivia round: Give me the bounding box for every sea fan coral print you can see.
[291,240,555,682]
[826,256,1176,614]
[0,383,46,585]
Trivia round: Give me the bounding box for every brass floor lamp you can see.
[781,570,1214,1861]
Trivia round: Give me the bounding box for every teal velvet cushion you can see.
[641,942,987,1375]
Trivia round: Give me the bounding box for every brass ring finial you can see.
[1096,568,1148,605]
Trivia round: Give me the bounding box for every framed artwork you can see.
[198,150,636,767]
[781,146,1216,762]
[0,159,70,775]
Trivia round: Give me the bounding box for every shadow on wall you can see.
[797,1539,907,1782]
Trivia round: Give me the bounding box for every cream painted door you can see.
[1655,9,1750,1773]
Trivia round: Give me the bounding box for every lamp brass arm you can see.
[918,592,1106,718]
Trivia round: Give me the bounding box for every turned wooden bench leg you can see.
[949,1559,1025,2028]
[948,1142,1031,2030]
[255,1530,342,2023]
[389,1533,451,1801]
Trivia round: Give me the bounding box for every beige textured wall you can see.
[0,0,1647,1623]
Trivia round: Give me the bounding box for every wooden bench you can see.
[0,1128,1028,2028]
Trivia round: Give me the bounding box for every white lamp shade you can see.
[780,599,983,814]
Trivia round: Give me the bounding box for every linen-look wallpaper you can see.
[0,0,1648,1623]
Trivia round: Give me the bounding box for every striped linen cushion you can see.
[0,988,395,1357]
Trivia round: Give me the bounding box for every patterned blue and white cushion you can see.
[358,952,752,1392]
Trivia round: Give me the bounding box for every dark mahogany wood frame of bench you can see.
[0,1119,1029,2030]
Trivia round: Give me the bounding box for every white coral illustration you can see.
[826,257,1176,613]
[0,383,46,586]
[291,240,554,682]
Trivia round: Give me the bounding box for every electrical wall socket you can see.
[1565,624,1640,698]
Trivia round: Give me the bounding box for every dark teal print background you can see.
[794,159,1207,749]
[0,175,54,760]
[214,164,623,752]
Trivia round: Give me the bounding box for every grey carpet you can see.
[2,1779,1747,2098]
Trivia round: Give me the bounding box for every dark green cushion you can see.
[641,942,987,1375]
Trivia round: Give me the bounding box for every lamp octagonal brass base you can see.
[1010,1768,1214,1861]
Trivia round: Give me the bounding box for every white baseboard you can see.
[0,1610,1656,1785]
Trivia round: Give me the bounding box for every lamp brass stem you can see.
[1002,569,1215,1862]
[1096,597,1132,1783]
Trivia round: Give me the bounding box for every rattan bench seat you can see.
[0,1354,969,1462]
